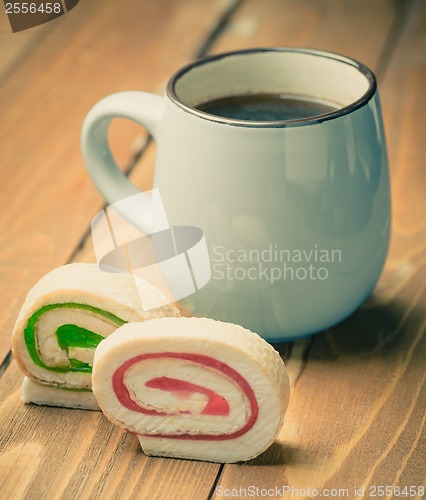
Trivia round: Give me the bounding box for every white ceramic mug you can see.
[81,48,391,341]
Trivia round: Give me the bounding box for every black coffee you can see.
[195,93,338,121]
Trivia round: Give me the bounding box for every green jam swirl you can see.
[24,303,126,373]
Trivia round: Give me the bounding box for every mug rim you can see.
[166,47,377,128]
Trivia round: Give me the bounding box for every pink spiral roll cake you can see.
[92,317,290,463]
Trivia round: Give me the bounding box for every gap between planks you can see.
[374,0,413,81]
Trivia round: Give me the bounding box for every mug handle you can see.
[81,91,165,233]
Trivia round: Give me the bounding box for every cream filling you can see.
[122,358,249,436]
[36,309,118,367]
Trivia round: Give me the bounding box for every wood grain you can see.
[70,2,426,498]
[0,6,47,81]
[0,362,218,500]
[0,0,236,362]
[211,0,426,496]
[0,0,425,498]
[210,0,398,71]
[0,1,236,498]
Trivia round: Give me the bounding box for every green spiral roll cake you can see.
[12,263,180,410]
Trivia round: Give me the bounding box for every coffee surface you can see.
[195,93,338,121]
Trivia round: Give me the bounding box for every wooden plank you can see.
[0,0,236,362]
[0,362,218,500]
[0,1,243,499]
[214,286,425,495]
[69,0,424,495]
[381,4,426,261]
[0,0,240,497]
[0,6,46,81]
[209,0,426,496]
[210,0,398,71]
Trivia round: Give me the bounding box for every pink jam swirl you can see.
[145,376,230,416]
[112,352,259,441]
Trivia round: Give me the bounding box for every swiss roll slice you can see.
[92,317,290,462]
[12,263,180,409]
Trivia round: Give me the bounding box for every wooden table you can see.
[0,1,425,498]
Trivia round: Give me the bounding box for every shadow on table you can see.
[273,291,425,363]
[241,442,301,467]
